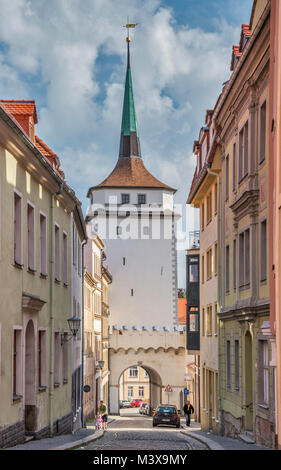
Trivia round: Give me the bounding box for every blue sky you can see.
[0,0,253,286]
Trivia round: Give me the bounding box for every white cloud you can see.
[0,0,250,285]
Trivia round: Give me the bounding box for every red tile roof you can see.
[88,157,176,193]
[0,99,38,124]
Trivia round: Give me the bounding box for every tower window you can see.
[123,257,126,266]
[121,194,130,204]
[131,289,134,296]
[138,194,146,204]
[117,226,122,235]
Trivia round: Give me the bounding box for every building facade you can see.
[0,100,86,448]
[187,111,221,434]
[120,366,150,402]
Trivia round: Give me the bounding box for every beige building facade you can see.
[120,366,150,402]
[0,100,86,448]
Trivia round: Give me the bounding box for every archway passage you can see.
[119,365,162,416]
[25,320,36,433]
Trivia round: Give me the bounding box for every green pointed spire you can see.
[119,41,141,158]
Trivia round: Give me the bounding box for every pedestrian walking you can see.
[183,400,194,427]
[98,400,108,431]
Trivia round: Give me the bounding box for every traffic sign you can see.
[165,384,173,393]
[184,388,190,395]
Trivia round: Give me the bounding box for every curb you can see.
[54,418,116,450]
[180,428,224,451]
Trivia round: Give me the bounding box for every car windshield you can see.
[157,406,176,413]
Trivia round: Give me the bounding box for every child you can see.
[95,414,103,430]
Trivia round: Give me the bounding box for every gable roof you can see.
[0,99,38,124]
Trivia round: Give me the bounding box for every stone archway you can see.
[25,319,36,433]
[108,329,189,415]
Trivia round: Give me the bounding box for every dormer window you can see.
[138,194,146,205]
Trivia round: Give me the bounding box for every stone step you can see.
[238,433,255,444]
[24,435,35,443]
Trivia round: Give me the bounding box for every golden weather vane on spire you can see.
[123,16,138,42]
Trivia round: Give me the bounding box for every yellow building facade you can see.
[0,101,86,447]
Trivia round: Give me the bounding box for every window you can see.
[116,226,122,235]
[201,255,205,284]
[131,288,134,296]
[40,213,47,276]
[214,242,218,275]
[214,303,218,335]
[128,386,133,398]
[238,121,249,181]
[143,226,149,236]
[138,194,146,204]
[225,245,230,293]
[207,192,212,224]
[260,101,266,163]
[261,220,267,281]
[206,248,212,280]
[226,339,231,390]
[54,332,60,386]
[78,241,81,277]
[13,329,22,399]
[63,232,68,285]
[207,305,212,336]
[54,224,60,281]
[123,257,126,266]
[239,229,250,288]
[139,386,144,397]
[38,330,46,389]
[214,182,218,214]
[202,308,205,336]
[259,340,269,405]
[14,191,22,265]
[233,239,236,290]
[201,203,205,231]
[62,333,68,384]
[234,339,239,391]
[121,194,130,204]
[225,155,229,201]
[129,367,138,378]
[233,142,236,191]
[27,203,35,271]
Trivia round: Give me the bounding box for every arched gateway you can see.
[108,328,187,414]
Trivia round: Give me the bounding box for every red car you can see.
[130,399,143,407]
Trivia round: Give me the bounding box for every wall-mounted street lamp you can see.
[95,360,105,370]
[61,316,81,345]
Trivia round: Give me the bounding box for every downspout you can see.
[207,164,223,435]
[81,238,87,428]
[48,194,55,435]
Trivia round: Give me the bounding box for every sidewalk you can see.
[180,419,270,451]
[5,418,116,451]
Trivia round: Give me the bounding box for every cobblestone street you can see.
[77,414,208,451]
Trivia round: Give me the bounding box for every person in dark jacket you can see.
[183,400,194,427]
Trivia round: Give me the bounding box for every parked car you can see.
[120,400,131,408]
[130,399,143,407]
[139,402,149,415]
[152,404,180,428]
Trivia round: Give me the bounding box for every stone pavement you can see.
[5,418,116,450]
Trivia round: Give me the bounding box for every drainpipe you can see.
[48,194,55,436]
[81,239,87,428]
[207,164,223,435]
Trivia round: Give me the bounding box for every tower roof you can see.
[88,29,176,195]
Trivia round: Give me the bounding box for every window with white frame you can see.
[129,366,138,378]
[14,191,23,266]
[139,386,144,397]
[62,332,68,383]
[238,121,248,181]
[54,332,60,386]
[13,328,23,399]
[40,213,47,276]
[226,339,231,391]
[260,220,267,282]
[27,203,35,271]
[54,224,60,281]
[63,232,68,285]
[38,329,46,389]
[260,101,266,163]
[128,386,133,398]
[234,339,239,391]
[259,340,269,406]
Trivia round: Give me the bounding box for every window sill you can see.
[13,394,22,402]
[54,383,60,388]
[63,282,68,288]
[239,283,250,292]
[38,386,47,393]
[207,333,212,337]
[28,267,36,274]
[14,262,24,270]
[63,379,68,385]
[260,279,267,286]
[54,278,61,285]
[258,403,269,410]
[40,273,48,279]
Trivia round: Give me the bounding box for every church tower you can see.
[86,28,179,331]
